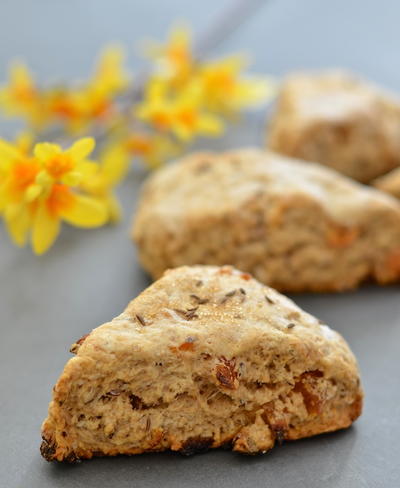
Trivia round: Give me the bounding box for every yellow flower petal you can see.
[4,204,31,247]
[10,62,34,89]
[91,45,128,94]
[25,183,42,202]
[173,124,192,141]
[67,137,95,161]
[234,77,277,107]
[147,78,169,100]
[100,143,130,185]
[169,25,191,46]
[62,171,81,186]
[76,160,99,178]
[198,114,223,136]
[0,138,20,164]
[34,142,61,161]
[15,131,34,155]
[4,202,21,221]
[32,203,60,255]
[0,184,8,212]
[60,193,108,228]
[35,170,53,186]
[106,193,122,223]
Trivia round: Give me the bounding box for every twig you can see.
[194,0,268,60]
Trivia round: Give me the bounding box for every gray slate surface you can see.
[1,0,400,487]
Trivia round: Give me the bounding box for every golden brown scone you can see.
[132,148,400,292]
[41,265,362,462]
[373,167,400,199]
[267,71,400,183]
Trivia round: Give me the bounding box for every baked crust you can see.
[373,167,400,199]
[132,148,400,292]
[41,265,362,461]
[267,71,400,182]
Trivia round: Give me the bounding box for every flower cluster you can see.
[0,136,127,254]
[0,24,275,254]
[134,26,274,142]
[0,46,128,132]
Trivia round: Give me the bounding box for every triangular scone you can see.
[132,149,400,292]
[267,71,400,182]
[41,266,362,462]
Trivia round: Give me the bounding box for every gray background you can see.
[1,0,400,487]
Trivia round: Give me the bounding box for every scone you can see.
[132,149,400,292]
[267,71,400,182]
[373,167,400,199]
[41,265,362,462]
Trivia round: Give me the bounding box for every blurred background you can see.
[1,0,400,141]
[1,1,400,487]
[1,0,399,84]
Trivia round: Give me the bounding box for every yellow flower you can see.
[136,78,222,141]
[125,132,178,169]
[46,88,82,126]
[90,45,129,95]
[44,47,128,132]
[0,137,111,254]
[78,45,129,124]
[135,79,173,130]
[0,62,44,126]
[199,56,276,113]
[46,87,112,133]
[145,25,193,85]
[171,95,223,141]
[0,46,129,132]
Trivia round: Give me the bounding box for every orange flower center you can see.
[168,46,189,67]
[152,111,171,130]
[13,85,37,104]
[45,154,74,179]
[46,184,75,216]
[91,99,112,119]
[11,158,40,192]
[52,98,79,119]
[207,71,235,94]
[177,108,197,129]
[126,136,152,155]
